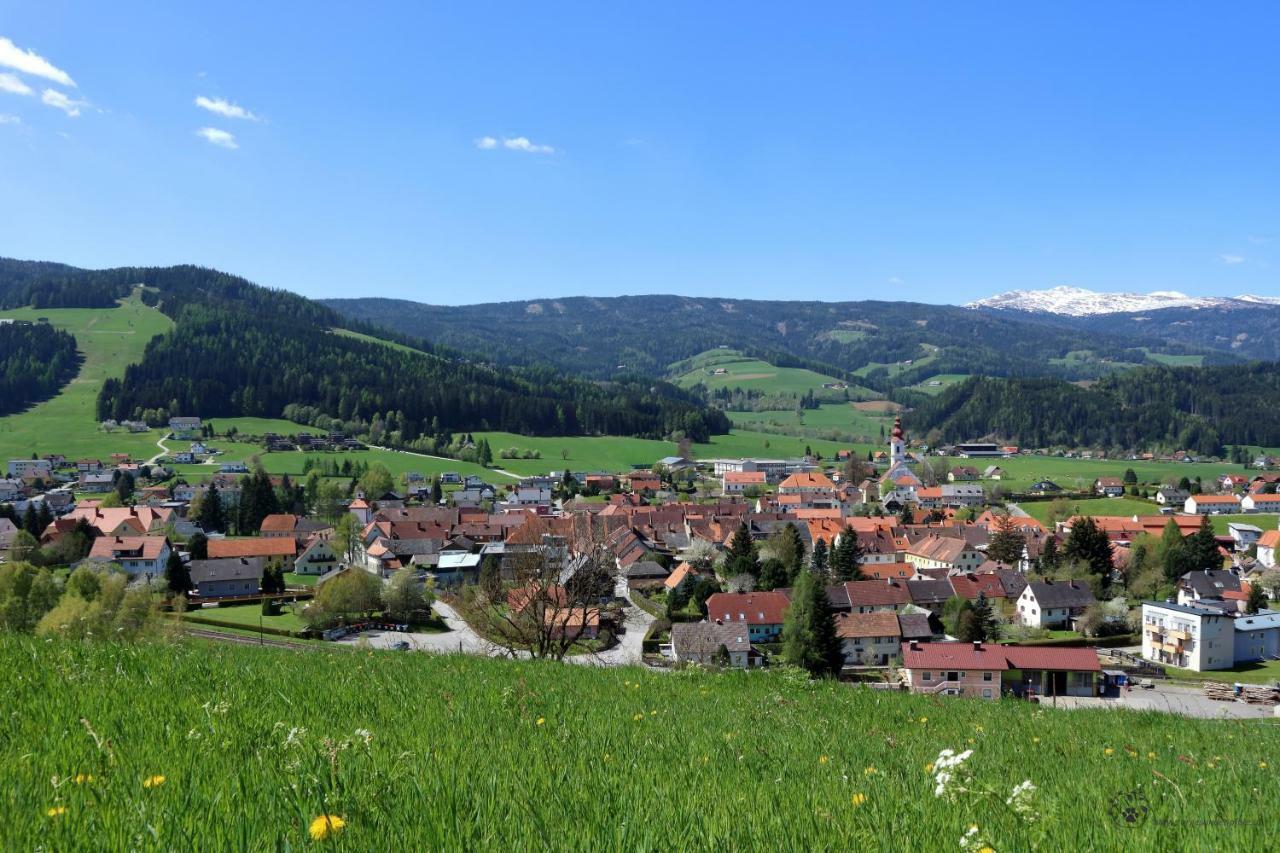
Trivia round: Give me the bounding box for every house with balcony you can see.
[1140,601,1235,671]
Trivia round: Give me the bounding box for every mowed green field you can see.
[972,455,1254,494]
[472,429,852,476]
[670,349,876,399]
[0,292,174,462]
[1017,497,1163,524]
[5,637,1277,850]
[728,402,893,442]
[905,373,969,395]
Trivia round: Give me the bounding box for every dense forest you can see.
[0,323,81,416]
[325,294,1230,390]
[0,258,135,309]
[3,263,731,442]
[910,363,1280,455]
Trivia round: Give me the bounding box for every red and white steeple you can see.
[889,416,907,468]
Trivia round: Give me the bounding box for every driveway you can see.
[1053,682,1276,719]
[335,599,492,655]
[568,579,655,667]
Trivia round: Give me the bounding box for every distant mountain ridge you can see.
[966,285,1280,316]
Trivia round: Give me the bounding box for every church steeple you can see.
[889,416,907,468]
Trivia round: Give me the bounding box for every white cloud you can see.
[0,113,20,124]
[195,95,259,121]
[1220,254,1245,265]
[0,36,75,87]
[42,88,87,117]
[0,71,32,96]
[476,134,555,154]
[196,126,238,149]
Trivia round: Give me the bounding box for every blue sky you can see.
[0,2,1277,305]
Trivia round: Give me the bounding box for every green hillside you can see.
[5,638,1275,849]
[671,348,876,399]
[0,290,173,461]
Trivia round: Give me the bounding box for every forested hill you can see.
[0,323,81,416]
[910,363,1280,456]
[324,295,1228,390]
[0,259,728,443]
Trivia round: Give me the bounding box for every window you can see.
[946,671,959,682]
[922,672,932,681]
[982,688,993,699]
[983,671,993,682]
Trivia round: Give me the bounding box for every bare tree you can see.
[456,518,621,661]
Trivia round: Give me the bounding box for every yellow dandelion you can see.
[863,766,878,777]
[819,755,829,764]
[978,847,995,853]
[308,814,346,841]
[925,762,934,773]
[46,805,67,818]
[1148,752,1156,759]
[1032,737,1040,744]
[535,718,545,726]
[633,713,644,721]
[967,738,975,745]
[649,710,657,716]
[919,716,928,724]
[1127,751,1138,758]
[974,725,984,733]
[851,792,867,806]
[73,774,93,784]
[1104,748,1114,756]
[143,775,166,789]
[1260,762,1268,769]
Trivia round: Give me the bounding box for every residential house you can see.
[0,518,18,551]
[86,535,171,577]
[625,560,671,591]
[704,591,790,642]
[1233,610,1280,665]
[1154,486,1190,507]
[900,641,1099,699]
[947,466,979,482]
[835,611,902,665]
[79,472,115,493]
[722,471,767,495]
[778,471,835,495]
[1240,493,1280,513]
[670,621,762,668]
[543,607,601,640]
[1177,569,1245,609]
[1094,477,1125,497]
[294,538,341,576]
[982,466,1006,480]
[7,458,52,478]
[169,416,202,439]
[904,535,985,573]
[828,579,912,614]
[189,557,264,598]
[1140,601,1235,671]
[1227,523,1263,552]
[1184,494,1241,515]
[1257,530,1280,569]
[1015,580,1096,629]
[206,537,297,571]
[1027,480,1062,495]
[260,514,300,539]
[0,478,24,502]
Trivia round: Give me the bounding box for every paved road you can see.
[1006,503,1032,518]
[568,579,655,667]
[147,435,171,465]
[337,598,495,654]
[1054,682,1276,719]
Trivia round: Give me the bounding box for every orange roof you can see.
[724,471,767,484]
[207,538,297,559]
[779,471,835,491]
[1258,530,1280,549]
[835,610,901,640]
[664,562,696,589]
[861,562,914,580]
[260,514,298,533]
[88,535,168,561]
[1190,495,1240,504]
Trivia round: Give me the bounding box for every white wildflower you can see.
[1006,779,1039,823]
[354,728,373,746]
[932,747,974,799]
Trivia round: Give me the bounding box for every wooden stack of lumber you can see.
[1202,682,1280,704]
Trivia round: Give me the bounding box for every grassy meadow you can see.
[0,291,173,462]
[670,348,876,399]
[3,637,1276,849]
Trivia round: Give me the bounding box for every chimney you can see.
[972,641,982,651]
[909,640,920,651]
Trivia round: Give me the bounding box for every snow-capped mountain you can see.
[966,286,1280,316]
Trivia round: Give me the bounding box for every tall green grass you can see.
[3,637,1276,849]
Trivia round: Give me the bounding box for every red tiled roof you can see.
[88,535,168,561]
[724,471,767,484]
[839,579,911,607]
[207,538,297,559]
[1001,645,1101,672]
[260,513,298,533]
[901,642,1008,671]
[706,591,790,626]
[835,611,901,639]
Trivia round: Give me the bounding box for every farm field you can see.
[1017,497,1166,525]
[969,455,1254,494]
[728,402,893,444]
[904,373,969,395]
[0,292,173,462]
[670,348,877,399]
[4,637,1276,850]
[471,429,852,476]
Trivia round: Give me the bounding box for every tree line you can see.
[0,323,80,416]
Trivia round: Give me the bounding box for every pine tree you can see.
[725,522,759,578]
[829,525,864,582]
[1183,515,1221,572]
[164,549,193,596]
[1160,519,1190,581]
[968,592,998,642]
[1245,581,1266,615]
[198,484,226,533]
[1039,535,1059,572]
[1062,517,1112,578]
[811,538,828,574]
[986,512,1026,565]
[22,504,39,538]
[782,569,844,678]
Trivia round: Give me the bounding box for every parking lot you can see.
[1054,681,1277,719]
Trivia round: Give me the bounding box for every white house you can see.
[294,538,341,576]
[86,535,172,578]
[7,458,52,478]
[670,621,761,669]
[1184,495,1241,515]
[1015,580,1097,629]
[1240,493,1280,513]
[169,416,202,438]
[1140,601,1235,671]
[1226,523,1262,552]
[1233,610,1280,665]
[1257,530,1280,569]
